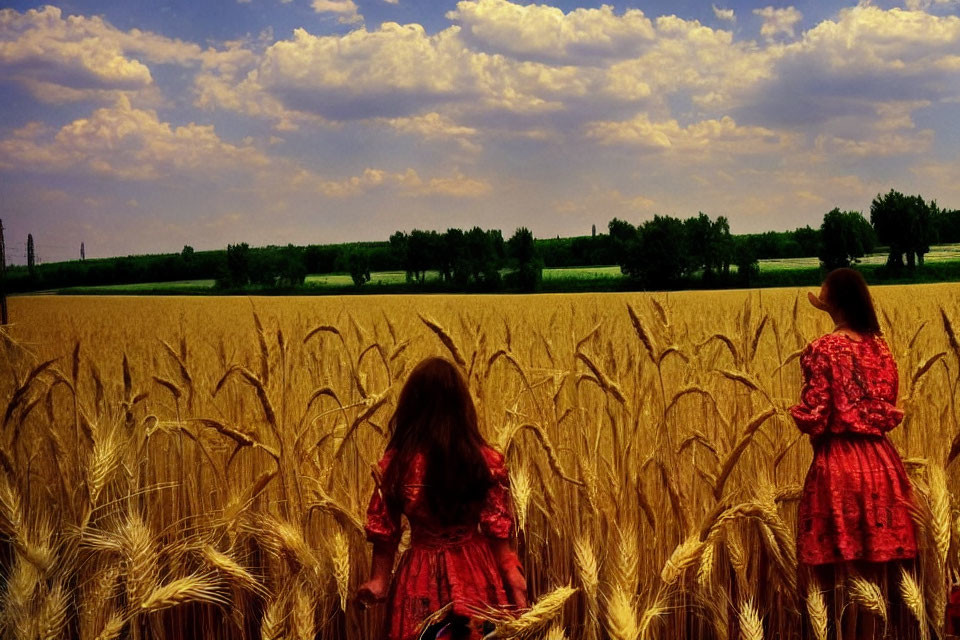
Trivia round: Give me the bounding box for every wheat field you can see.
[1,285,959,640]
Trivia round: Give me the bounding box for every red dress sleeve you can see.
[790,341,833,437]
[364,450,402,545]
[478,448,514,539]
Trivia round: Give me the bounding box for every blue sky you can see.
[1,0,959,263]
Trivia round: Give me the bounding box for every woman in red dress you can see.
[356,356,528,640]
[791,268,918,636]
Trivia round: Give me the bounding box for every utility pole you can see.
[0,218,7,325]
[81,241,85,261]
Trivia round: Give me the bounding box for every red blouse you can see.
[365,446,515,640]
[790,332,917,565]
[365,446,514,544]
[791,332,904,439]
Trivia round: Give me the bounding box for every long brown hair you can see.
[382,356,492,526]
[822,267,881,334]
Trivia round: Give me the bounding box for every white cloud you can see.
[602,16,776,110]
[904,0,958,10]
[712,5,736,22]
[379,112,481,151]
[0,6,153,93]
[312,0,363,24]
[753,6,803,40]
[210,21,596,124]
[0,95,270,179]
[314,167,491,198]
[0,96,490,203]
[0,6,255,103]
[447,0,656,63]
[584,114,796,158]
[198,6,782,135]
[814,130,934,157]
[735,6,960,130]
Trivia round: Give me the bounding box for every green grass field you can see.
[757,242,960,271]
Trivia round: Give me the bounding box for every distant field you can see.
[758,242,960,271]
[47,279,217,294]
[55,267,624,293]
[304,271,437,287]
[543,266,623,279]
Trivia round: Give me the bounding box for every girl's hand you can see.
[357,576,389,608]
[503,566,528,609]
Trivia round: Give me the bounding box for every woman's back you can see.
[364,444,515,640]
[791,332,903,438]
[366,445,512,544]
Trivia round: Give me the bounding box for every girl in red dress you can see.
[791,268,918,637]
[356,356,528,640]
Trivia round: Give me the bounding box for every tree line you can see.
[5,190,958,293]
[599,190,952,289]
[220,227,543,291]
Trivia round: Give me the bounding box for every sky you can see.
[1,0,959,263]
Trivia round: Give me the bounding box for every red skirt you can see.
[797,434,918,565]
[383,530,510,640]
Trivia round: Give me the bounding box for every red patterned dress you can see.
[790,332,918,565]
[364,446,514,640]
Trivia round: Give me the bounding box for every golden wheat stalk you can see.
[899,566,929,640]
[330,530,351,612]
[660,536,703,585]
[805,580,828,640]
[140,573,226,613]
[419,314,467,368]
[847,576,887,624]
[474,584,576,639]
[738,599,764,640]
[638,594,667,640]
[604,587,640,640]
[928,464,952,564]
[201,545,266,597]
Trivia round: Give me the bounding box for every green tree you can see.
[464,227,503,289]
[682,212,733,284]
[793,226,820,257]
[734,237,760,286]
[220,242,251,288]
[441,228,468,286]
[408,230,436,283]
[710,216,735,280]
[278,244,307,287]
[870,189,933,270]
[389,231,409,278]
[608,218,642,279]
[636,215,689,288]
[507,227,543,291]
[347,248,371,287]
[305,245,339,273]
[818,209,875,270]
[683,213,713,278]
[933,205,960,244]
